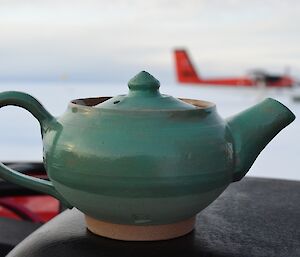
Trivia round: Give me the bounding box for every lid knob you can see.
[128,71,160,92]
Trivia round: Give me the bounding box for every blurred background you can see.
[0,0,299,180]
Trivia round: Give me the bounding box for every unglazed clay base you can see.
[85,215,195,241]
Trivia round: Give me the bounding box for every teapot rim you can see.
[69,97,216,113]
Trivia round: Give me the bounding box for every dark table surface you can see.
[7,177,300,257]
[0,218,40,257]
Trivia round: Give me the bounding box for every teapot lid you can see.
[96,71,197,111]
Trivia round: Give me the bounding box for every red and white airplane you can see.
[174,49,294,87]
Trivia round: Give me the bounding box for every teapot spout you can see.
[227,98,295,182]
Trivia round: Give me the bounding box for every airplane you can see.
[174,49,294,87]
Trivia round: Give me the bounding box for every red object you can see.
[0,163,60,223]
[0,196,59,223]
[174,49,294,87]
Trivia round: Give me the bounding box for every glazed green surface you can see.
[43,107,233,223]
[0,72,295,225]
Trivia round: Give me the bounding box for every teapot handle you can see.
[0,91,72,208]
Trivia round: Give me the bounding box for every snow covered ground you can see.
[0,82,298,181]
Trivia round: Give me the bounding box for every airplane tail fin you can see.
[174,49,201,83]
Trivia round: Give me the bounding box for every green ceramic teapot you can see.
[0,71,295,240]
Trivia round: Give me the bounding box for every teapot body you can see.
[43,97,234,225]
[0,73,295,240]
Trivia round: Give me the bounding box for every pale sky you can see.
[0,0,299,82]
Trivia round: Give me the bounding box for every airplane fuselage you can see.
[186,76,293,87]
